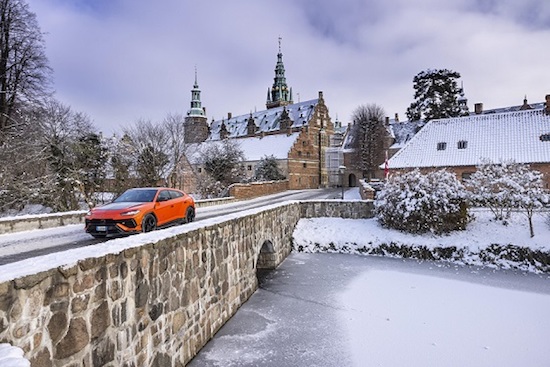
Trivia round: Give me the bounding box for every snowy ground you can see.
[0,343,29,367]
[189,253,550,367]
[294,189,550,273]
[339,264,550,367]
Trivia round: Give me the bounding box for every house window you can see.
[198,167,202,173]
[461,172,474,183]
[540,134,550,142]
[247,165,252,171]
[457,140,468,149]
[437,142,447,151]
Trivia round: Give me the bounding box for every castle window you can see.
[437,142,447,151]
[540,134,550,142]
[298,151,302,156]
[303,163,307,168]
[457,140,468,149]
[198,167,202,173]
[247,165,252,171]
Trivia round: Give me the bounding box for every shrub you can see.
[374,169,470,234]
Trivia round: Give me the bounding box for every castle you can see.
[178,40,337,194]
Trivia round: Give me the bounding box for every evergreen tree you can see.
[254,155,285,181]
[198,140,245,197]
[73,132,108,208]
[406,69,463,122]
[136,144,169,187]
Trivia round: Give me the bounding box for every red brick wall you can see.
[228,180,289,200]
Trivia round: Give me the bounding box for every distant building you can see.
[385,94,550,189]
[180,41,335,194]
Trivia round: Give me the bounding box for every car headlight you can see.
[121,210,140,216]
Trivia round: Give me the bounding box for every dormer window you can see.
[437,142,447,151]
[457,140,468,149]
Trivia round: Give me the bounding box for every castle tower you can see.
[457,81,469,116]
[184,68,209,144]
[266,37,293,109]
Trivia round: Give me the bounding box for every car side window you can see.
[158,190,172,202]
[169,190,183,199]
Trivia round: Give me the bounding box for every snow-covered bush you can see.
[466,159,549,237]
[375,169,469,234]
[466,159,519,220]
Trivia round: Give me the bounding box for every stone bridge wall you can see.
[0,200,373,366]
[0,198,238,235]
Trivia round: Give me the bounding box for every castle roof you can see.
[186,132,301,164]
[208,98,319,140]
[387,108,550,169]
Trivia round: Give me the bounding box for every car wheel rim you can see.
[143,216,155,232]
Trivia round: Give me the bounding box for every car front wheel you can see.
[142,214,157,232]
[185,207,195,223]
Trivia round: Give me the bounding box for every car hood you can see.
[94,202,145,211]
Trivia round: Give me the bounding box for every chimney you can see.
[546,94,550,115]
[228,112,232,119]
[474,103,483,115]
[385,117,390,125]
[394,113,399,122]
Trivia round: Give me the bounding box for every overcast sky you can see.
[27,0,550,135]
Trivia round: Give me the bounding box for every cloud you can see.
[27,0,550,134]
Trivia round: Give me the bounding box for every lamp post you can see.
[338,165,346,199]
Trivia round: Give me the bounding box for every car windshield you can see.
[114,189,158,203]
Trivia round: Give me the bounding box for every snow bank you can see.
[293,210,550,273]
[0,344,30,367]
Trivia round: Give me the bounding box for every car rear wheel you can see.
[142,214,157,232]
[185,207,195,223]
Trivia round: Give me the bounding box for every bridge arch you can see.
[256,239,278,269]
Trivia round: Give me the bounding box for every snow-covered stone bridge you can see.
[0,200,372,366]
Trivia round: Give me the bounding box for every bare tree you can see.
[36,99,97,211]
[162,112,188,189]
[350,103,387,179]
[122,119,171,187]
[0,0,52,131]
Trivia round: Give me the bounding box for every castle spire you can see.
[266,37,293,109]
[187,66,205,117]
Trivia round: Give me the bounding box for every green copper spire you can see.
[266,37,293,109]
[188,67,205,117]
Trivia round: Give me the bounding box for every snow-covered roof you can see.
[388,120,424,149]
[208,98,318,140]
[388,108,550,169]
[186,132,300,164]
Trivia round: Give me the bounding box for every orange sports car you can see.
[85,187,195,238]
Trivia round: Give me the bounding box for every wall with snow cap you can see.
[0,200,372,366]
[0,211,86,235]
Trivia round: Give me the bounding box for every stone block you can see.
[91,301,110,340]
[48,312,68,343]
[55,317,89,360]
